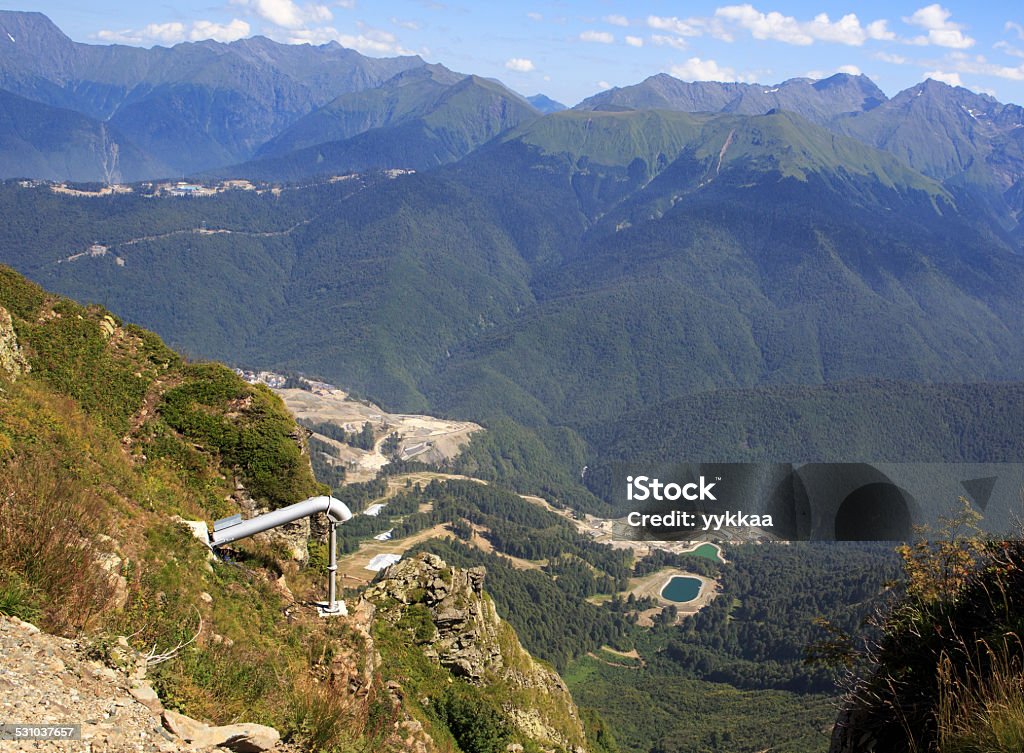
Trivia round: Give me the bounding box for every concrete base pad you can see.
[316,600,348,617]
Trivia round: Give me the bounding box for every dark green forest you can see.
[314,473,905,752]
[5,111,1024,511]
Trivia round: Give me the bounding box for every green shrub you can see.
[0,569,41,622]
[431,681,511,753]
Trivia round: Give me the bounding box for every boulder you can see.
[162,709,280,752]
[128,681,162,713]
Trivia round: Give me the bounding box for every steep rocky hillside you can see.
[366,552,589,753]
[0,264,597,753]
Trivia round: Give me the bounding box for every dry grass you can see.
[0,452,115,634]
[288,676,373,752]
[936,634,1024,753]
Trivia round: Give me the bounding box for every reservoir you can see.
[686,543,725,562]
[661,576,703,603]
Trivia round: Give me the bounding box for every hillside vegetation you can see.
[825,507,1024,753]
[0,265,596,753]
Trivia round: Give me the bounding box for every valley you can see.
[3,6,1024,752]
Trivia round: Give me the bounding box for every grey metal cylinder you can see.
[210,495,352,548]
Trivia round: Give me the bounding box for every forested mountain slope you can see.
[4,104,1024,506]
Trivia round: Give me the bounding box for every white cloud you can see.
[1007,21,1024,40]
[904,5,974,49]
[231,0,332,30]
[286,25,414,54]
[604,15,629,27]
[625,35,644,47]
[647,15,703,37]
[597,80,612,89]
[995,40,1024,59]
[651,34,687,50]
[527,12,542,21]
[714,5,894,47]
[944,58,1024,81]
[874,51,908,64]
[97,22,186,45]
[191,19,251,41]
[97,19,251,45]
[505,57,535,72]
[924,69,963,85]
[391,18,419,30]
[580,30,615,44]
[335,0,355,7]
[837,64,862,75]
[670,57,738,82]
[866,20,896,42]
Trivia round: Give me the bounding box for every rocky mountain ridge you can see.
[2,7,1023,220]
[0,10,425,175]
[575,72,887,125]
[365,552,590,753]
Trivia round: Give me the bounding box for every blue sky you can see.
[20,1,1024,106]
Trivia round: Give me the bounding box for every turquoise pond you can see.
[685,543,724,562]
[661,576,703,603]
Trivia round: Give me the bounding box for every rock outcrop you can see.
[365,553,502,681]
[0,615,287,753]
[0,305,29,378]
[365,553,589,753]
[161,710,279,753]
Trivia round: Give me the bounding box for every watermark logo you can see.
[604,462,1024,542]
[626,475,718,502]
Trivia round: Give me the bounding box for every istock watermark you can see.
[605,462,1024,542]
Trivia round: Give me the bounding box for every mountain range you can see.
[0,10,423,177]
[0,9,1022,232]
[4,13,1024,752]
[2,10,1024,509]
[4,106,1024,507]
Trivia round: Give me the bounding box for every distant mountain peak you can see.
[0,10,75,56]
[382,62,463,88]
[0,9,67,33]
[575,72,888,124]
[527,94,567,114]
[0,11,429,176]
[894,78,999,109]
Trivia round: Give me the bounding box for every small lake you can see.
[661,576,703,603]
[686,543,724,562]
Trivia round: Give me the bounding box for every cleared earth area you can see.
[274,386,481,483]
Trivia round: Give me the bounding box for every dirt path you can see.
[337,523,452,583]
[113,221,310,248]
[585,652,642,669]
